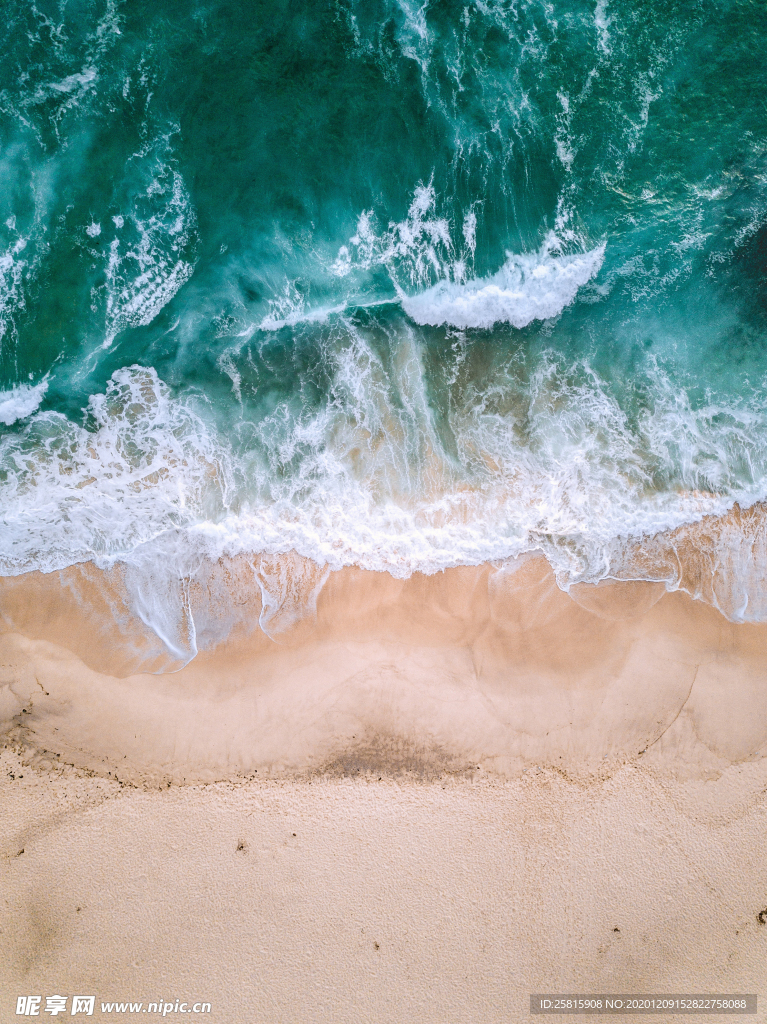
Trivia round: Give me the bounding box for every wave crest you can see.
[402,243,605,329]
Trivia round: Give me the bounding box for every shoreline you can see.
[2,556,767,786]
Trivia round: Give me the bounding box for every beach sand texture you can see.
[2,559,767,1021]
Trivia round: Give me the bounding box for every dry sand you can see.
[2,557,767,1021]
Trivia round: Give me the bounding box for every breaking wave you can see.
[401,243,605,329]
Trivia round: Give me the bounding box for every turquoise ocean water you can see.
[1,0,767,657]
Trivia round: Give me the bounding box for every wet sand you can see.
[2,558,767,1020]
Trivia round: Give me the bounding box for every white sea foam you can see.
[0,378,48,426]
[0,237,27,347]
[259,292,346,332]
[97,134,197,347]
[35,66,98,101]
[594,0,612,54]
[9,0,122,143]
[401,243,605,329]
[0,366,227,575]
[3,344,767,662]
[331,182,455,289]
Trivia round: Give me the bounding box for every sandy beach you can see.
[2,558,767,1021]
[2,752,767,1023]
